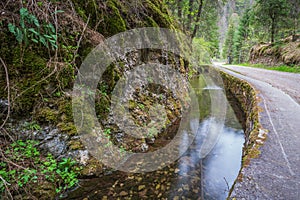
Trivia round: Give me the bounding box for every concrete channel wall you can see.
[219,71,265,195]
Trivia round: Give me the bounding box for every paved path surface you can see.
[213,63,300,200]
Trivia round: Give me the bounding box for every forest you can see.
[166,0,300,65]
[0,0,299,199]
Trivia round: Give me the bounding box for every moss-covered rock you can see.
[102,0,127,35]
[36,107,59,123]
[57,122,78,136]
[68,140,84,150]
[32,181,56,200]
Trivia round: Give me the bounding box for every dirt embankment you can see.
[250,35,300,66]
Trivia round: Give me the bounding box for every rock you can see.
[0,99,8,112]
[68,150,89,165]
[138,185,146,191]
[173,196,180,200]
[138,189,147,197]
[114,132,124,143]
[183,184,189,191]
[140,143,149,152]
[32,181,56,200]
[39,135,66,158]
[119,191,128,196]
[135,177,143,182]
[80,157,103,177]
[46,129,60,140]
[155,184,160,190]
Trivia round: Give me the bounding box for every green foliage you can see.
[253,0,290,42]
[165,0,220,55]
[0,140,80,195]
[22,121,41,131]
[104,128,111,136]
[118,146,126,154]
[8,8,59,49]
[147,126,158,138]
[222,19,236,61]
[192,37,213,64]
[138,103,145,110]
[61,43,78,66]
[232,9,253,63]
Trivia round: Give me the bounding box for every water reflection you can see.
[170,112,244,200]
[174,75,244,199]
[202,127,244,199]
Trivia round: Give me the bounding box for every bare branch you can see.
[0,57,11,129]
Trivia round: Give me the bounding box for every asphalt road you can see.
[213,63,300,200]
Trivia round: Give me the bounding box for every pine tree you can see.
[253,0,290,43]
[222,17,237,63]
[233,8,251,63]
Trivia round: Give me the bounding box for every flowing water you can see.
[63,75,244,199]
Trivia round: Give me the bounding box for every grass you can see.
[237,63,300,73]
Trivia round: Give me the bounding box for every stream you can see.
[63,75,245,199]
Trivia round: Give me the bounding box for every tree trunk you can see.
[271,16,275,43]
[177,1,182,21]
[187,0,195,30]
[191,0,204,39]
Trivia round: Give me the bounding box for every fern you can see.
[8,8,60,49]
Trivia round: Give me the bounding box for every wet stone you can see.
[138,185,146,191]
[119,191,128,196]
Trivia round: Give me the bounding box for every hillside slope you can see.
[249,35,300,66]
[0,0,187,199]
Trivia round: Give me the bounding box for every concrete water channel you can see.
[63,75,245,199]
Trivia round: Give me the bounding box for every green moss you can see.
[144,16,159,27]
[56,64,75,90]
[8,48,50,114]
[32,181,56,200]
[58,122,78,136]
[68,140,84,150]
[101,64,116,92]
[128,100,138,110]
[102,0,127,36]
[58,99,73,123]
[12,49,47,71]
[71,0,99,27]
[143,0,173,28]
[80,157,103,176]
[35,107,59,123]
[95,94,110,119]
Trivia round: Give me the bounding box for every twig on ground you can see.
[223,177,230,192]
[0,57,11,130]
[0,175,13,200]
